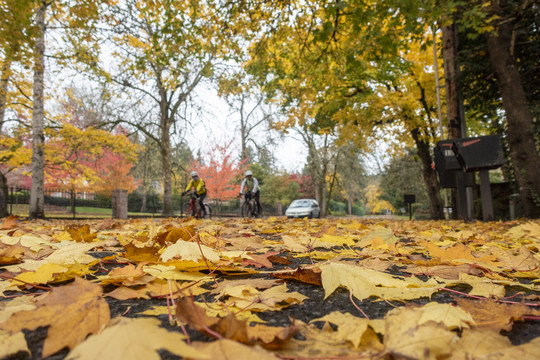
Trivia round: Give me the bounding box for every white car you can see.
[285,199,321,218]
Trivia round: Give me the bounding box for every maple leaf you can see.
[272,266,322,286]
[104,286,150,300]
[320,262,445,301]
[66,317,208,360]
[242,251,279,268]
[159,240,220,263]
[175,297,298,349]
[384,306,458,360]
[217,284,308,312]
[0,244,25,265]
[280,322,381,359]
[454,298,540,331]
[0,215,19,230]
[448,328,540,359]
[311,311,384,348]
[11,263,69,287]
[152,225,196,246]
[65,224,98,242]
[0,278,110,357]
[100,262,148,285]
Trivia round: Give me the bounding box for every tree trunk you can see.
[411,128,444,219]
[486,2,540,217]
[160,118,173,216]
[0,172,8,217]
[29,2,46,219]
[441,23,464,139]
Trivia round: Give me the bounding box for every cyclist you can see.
[239,170,261,215]
[181,171,207,217]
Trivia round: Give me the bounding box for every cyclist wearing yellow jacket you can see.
[182,171,207,216]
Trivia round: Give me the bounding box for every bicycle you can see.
[182,192,211,219]
[240,192,259,218]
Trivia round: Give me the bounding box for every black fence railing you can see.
[7,186,281,218]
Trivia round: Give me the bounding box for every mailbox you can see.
[434,144,475,188]
[435,140,461,171]
[452,135,505,172]
[403,194,416,204]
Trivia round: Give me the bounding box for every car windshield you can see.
[289,200,311,208]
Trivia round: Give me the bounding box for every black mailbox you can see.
[452,135,504,172]
[403,194,415,204]
[434,144,475,188]
[436,140,462,171]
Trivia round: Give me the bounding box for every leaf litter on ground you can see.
[0,215,539,359]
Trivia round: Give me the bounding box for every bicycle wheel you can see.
[203,204,211,219]
[241,201,250,218]
[183,202,194,217]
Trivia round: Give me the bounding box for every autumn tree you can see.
[218,71,278,163]
[190,140,247,201]
[98,0,248,216]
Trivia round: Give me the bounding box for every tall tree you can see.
[484,0,540,217]
[100,0,244,216]
[29,0,48,218]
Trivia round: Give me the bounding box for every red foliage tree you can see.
[191,140,247,201]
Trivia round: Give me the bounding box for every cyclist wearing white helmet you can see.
[239,170,261,215]
[182,171,207,216]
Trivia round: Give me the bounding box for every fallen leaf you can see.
[65,224,98,242]
[311,311,384,348]
[192,338,279,360]
[65,317,208,360]
[320,262,445,301]
[0,215,19,230]
[104,286,150,300]
[0,277,110,357]
[272,266,322,286]
[160,240,220,263]
[454,298,539,331]
[384,306,457,360]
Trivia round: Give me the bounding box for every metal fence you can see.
[6,186,281,218]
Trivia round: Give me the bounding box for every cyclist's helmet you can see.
[246,170,253,176]
[190,171,198,178]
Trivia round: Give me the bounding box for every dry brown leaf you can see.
[152,225,196,246]
[65,224,98,242]
[272,266,322,286]
[104,286,150,300]
[455,297,539,331]
[0,277,110,357]
[0,244,25,265]
[242,251,279,268]
[176,296,298,349]
[0,215,19,230]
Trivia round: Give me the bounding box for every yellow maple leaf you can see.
[384,306,457,360]
[311,311,385,348]
[66,317,208,360]
[12,263,68,287]
[159,240,220,262]
[320,262,445,301]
